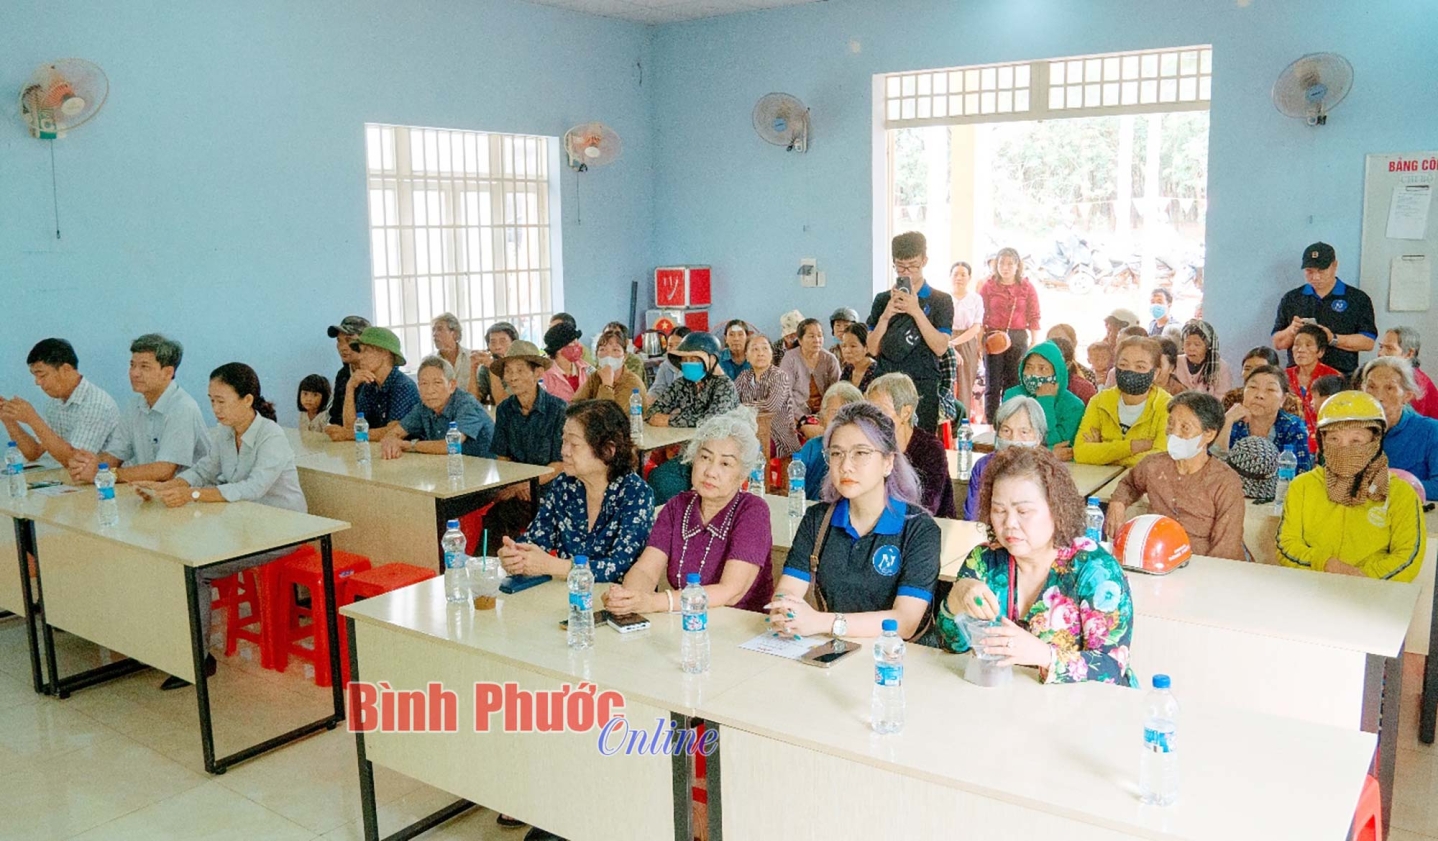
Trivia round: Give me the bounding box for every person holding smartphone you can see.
[866,231,954,433]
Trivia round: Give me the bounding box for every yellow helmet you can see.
[1316,390,1387,432]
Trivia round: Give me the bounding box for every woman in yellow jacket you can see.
[1074,336,1171,468]
[1277,391,1426,582]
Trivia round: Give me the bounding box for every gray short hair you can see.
[432,312,462,339]
[681,406,763,476]
[1388,326,1422,362]
[993,395,1048,441]
[1361,355,1419,396]
[130,333,183,370]
[821,381,864,411]
[417,355,457,382]
[866,372,919,416]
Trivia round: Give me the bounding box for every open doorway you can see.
[881,47,1211,418]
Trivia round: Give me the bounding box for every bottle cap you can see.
[574,555,589,565]
[6,441,15,447]
[446,519,459,529]
[1283,444,1293,452]
[961,418,970,426]
[1087,496,1099,505]
[98,463,109,470]
[881,619,898,632]
[686,573,700,585]
[632,388,639,394]
[356,412,366,419]
[449,421,458,428]
[1152,674,1171,689]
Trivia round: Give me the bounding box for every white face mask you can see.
[597,356,624,372]
[1166,433,1205,461]
[994,437,1041,451]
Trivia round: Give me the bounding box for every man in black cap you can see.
[1271,242,1376,376]
[323,315,369,438]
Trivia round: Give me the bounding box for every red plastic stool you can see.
[340,563,439,604]
[939,419,955,450]
[458,502,496,556]
[211,568,263,657]
[1352,773,1382,841]
[273,546,371,686]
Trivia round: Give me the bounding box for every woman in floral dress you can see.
[935,445,1137,686]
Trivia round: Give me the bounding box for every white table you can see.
[702,641,1376,841]
[634,424,698,455]
[948,453,1123,505]
[0,482,351,774]
[286,429,551,571]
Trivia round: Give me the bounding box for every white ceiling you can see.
[523,0,825,25]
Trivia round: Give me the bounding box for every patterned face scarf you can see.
[1321,426,1389,506]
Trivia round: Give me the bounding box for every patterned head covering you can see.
[1228,435,1280,500]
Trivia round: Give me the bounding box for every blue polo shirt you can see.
[1271,278,1377,374]
[783,497,940,614]
[399,388,494,457]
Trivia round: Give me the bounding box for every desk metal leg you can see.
[13,518,45,694]
[320,535,345,719]
[1363,650,1402,839]
[1422,578,1438,744]
[704,721,722,841]
[529,477,540,519]
[31,522,145,699]
[671,712,695,841]
[348,616,473,841]
[188,538,350,775]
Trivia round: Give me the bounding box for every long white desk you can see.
[0,482,351,774]
[948,453,1124,506]
[758,493,987,566]
[345,579,1378,841]
[286,429,551,571]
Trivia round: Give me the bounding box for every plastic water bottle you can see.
[748,464,765,496]
[1140,674,1180,806]
[787,456,806,519]
[1085,497,1105,544]
[567,556,595,650]
[5,441,26,499]
[445,421,464,478]
[680,573,710,674]
[629,389,644,442]
[354,412,371,464]
[1273,445,1298,515]
[441,519,468,603]
[956,419,974,481]
[871,618,905,734]
[96,463,119,527]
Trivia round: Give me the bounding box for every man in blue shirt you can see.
[338,327,420,439]
[381,355,494,458]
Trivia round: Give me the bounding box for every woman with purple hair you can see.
[767,402,941,642]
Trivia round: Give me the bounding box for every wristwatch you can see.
[831,613,848,637]
[191,490,201,502]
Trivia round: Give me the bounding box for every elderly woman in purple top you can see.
[604,407,775,615]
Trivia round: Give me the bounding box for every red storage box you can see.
[655,266,712,308]
[681,309,710,333]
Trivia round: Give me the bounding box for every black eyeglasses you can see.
[349,342,362,353]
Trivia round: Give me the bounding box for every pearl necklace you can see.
[674,494,741,587]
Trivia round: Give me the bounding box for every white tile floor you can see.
[4,612,1438,840]
[0,616,516,841]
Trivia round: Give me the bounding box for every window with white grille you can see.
[882,45,1211,129]
[364,123,562,364]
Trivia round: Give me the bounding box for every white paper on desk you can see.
[31,484,82,497]
[1390,256,1432,312]
[739,632,821,659]
[1387,183,1433,240]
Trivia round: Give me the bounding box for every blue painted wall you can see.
[650,0,1438,357]
[1,0,654,424]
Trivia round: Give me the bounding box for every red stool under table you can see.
[1352,773,1383,841]
[272,546,371,686]
[337,564,440,675]
[211,568,263,658]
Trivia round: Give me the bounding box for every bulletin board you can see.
[1359,152,1438,345]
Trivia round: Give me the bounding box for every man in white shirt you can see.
[1,338,120,468]
[69,334,211,485]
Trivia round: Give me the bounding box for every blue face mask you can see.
[681,360,705,382]
[1151,303,1168,320]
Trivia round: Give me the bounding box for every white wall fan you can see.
[1272,52,1353,126]
[753,93,809,153]
[18,59,110,240]
[564,122,621,172]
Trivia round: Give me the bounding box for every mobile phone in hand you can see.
[895,276,913,294]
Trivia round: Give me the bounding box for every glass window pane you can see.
[1179,77,1197,101]
[1141,54,1159,78]
[950,71,963,92]
[917,74,931,96]
[901,98,916,120]
[1085,58,1102,83]
[1141,79,1158,103]
[901,75,916,96]
[965,69,980,90]
[933,72,947,95]
[1200,49,1213,74]
[997,90,1012,113]
[1122,55,1140,80]
[1180,50,1199,75]
[1199,76,1211,100]
[1085,83,1100,107]
[887,99,901,121]
[1067,86,1083,108]
[1015,89,1030,111]
[1103,57,1120,81]
[980,67,996,90]
[917,97,931,119]
[1067,59,1083,82]
[932,96,947,118]
[997,65,1013,89]
[966,92,980,114]
[1122,80,1139,104]
[1160,52,1178,77]
[1159,78,1177,102]
[1015,64,1030,88]
[1103,82,1120,106]
[887,76,900,97]
[1049,87,1065,110]
[1049,61,1065,86]
[980,91,995,113]
[950,94,963,115]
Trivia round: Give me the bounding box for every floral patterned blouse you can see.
[936,539,1138,687]
[646,373,741,428]
[520,471,656,582]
